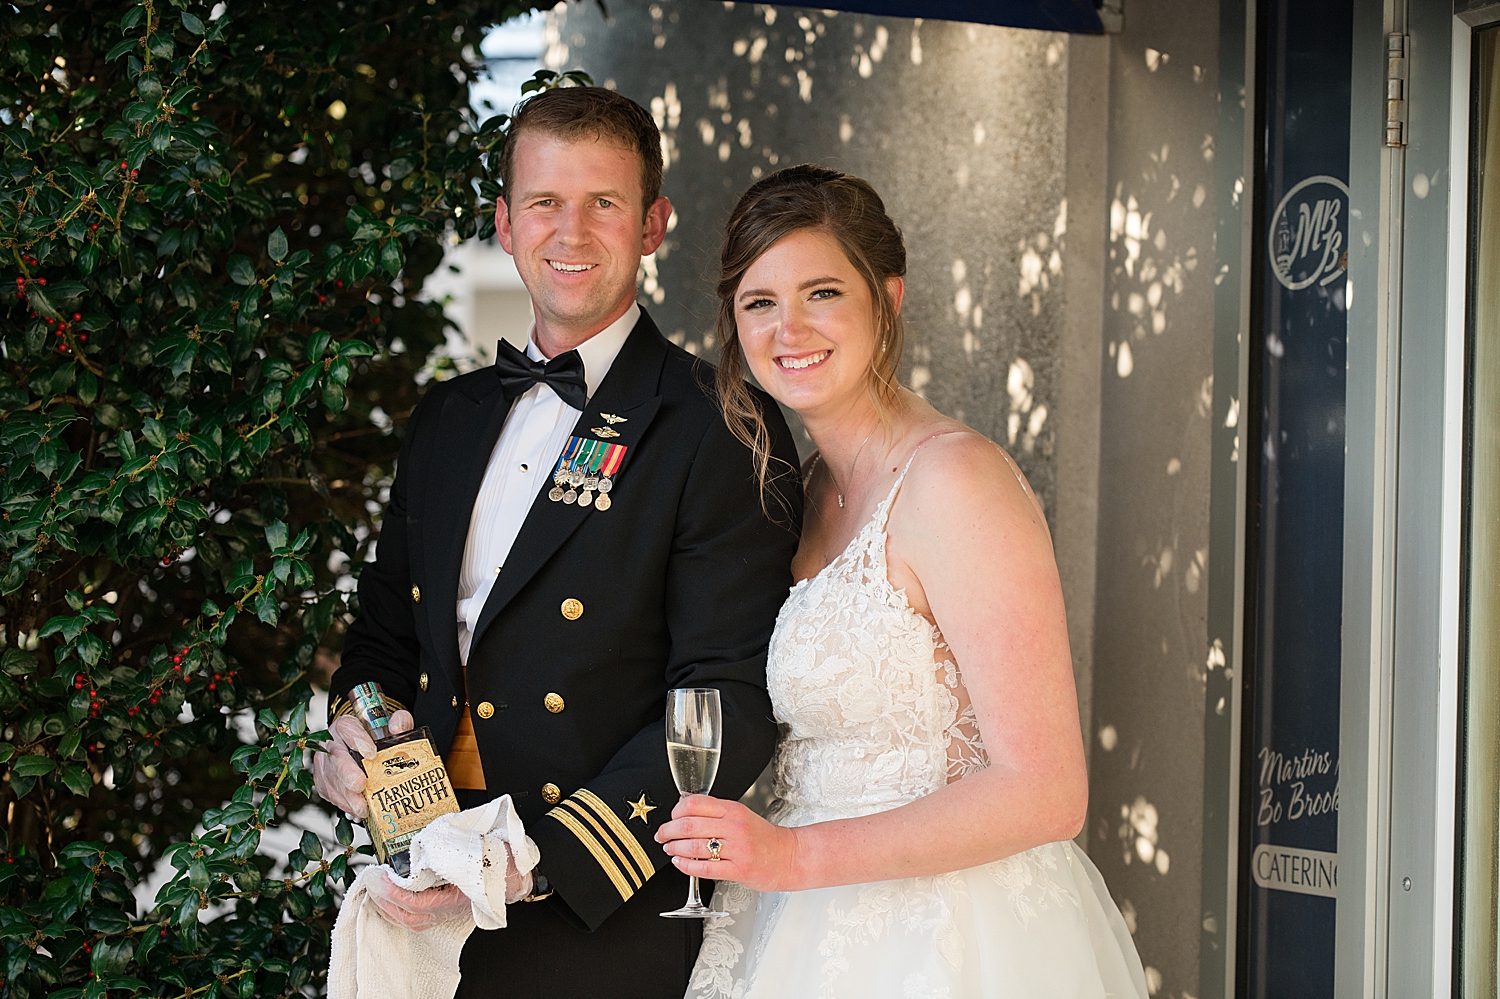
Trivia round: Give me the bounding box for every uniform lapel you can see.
[469,311,669,651]
[424,367,513,697]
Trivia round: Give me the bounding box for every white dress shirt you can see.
[454,303,639,665]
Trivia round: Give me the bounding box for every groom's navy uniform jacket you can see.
[329,310,800,997]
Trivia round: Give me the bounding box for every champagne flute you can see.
[660,687,722,918]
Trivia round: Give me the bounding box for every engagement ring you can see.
[707,838,723,861]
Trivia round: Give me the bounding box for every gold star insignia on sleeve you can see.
[626,792,658,823]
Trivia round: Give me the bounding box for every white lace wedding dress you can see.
[686,458,1149,999]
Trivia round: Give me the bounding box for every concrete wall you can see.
[542,4,1224,996]
[1087,6,1223,999]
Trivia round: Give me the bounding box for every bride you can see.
[656,165,1148,999]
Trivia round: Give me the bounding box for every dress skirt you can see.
[687,840,1148,999]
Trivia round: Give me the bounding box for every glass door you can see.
[1242,0,1353,995]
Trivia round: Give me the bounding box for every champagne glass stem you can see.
[685,875,703,909]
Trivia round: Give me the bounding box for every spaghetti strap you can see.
[880,431,1038,528]
[896,429,967,477]
[874,430,970,531]
[991,440,1035,500]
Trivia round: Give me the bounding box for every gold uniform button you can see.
[451,696,459,708]
[476,701,495,719]
[541,783,562,805]
[560,598,584,621]
[411,585,422,604]
[419,672,429,691]
[544,692,565,714]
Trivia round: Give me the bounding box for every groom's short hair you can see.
[499,86,664,214]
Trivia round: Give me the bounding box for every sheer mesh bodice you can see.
[766,459,987,828]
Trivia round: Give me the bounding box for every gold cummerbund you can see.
[446,705,487,790]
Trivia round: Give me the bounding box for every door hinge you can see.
[1386,33,1409,147]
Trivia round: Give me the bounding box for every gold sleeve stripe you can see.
[560,800,645,888]
[574,788,656,879]
[546,807,634,902]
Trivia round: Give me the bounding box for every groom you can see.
[317,86,800,997]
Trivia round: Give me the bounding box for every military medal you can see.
[577,440,607,508]
[548,435,629,511]
[550,437,584,503]
[567,439,595,506]
[594,443,626,511]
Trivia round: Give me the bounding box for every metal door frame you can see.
[1334,0,1468,995]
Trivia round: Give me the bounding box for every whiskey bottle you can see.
[347,681,461,877]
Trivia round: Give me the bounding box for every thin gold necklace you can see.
[834,428,875,509]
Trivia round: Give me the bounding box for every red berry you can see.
[89,689,97,697]
[208,683,217,691]
[172,655,182,665]
[130,170,138,178]
[78,334,87,342]
[119,161,127,169]
[71,312,80,321]
[36,278,45,285]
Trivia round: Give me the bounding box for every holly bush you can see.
[0,2,568,997]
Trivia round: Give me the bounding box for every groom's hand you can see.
[312,709,415,819]
[367,871,471,932]
[655,795,802,893]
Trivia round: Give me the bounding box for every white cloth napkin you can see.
[328,795,539,999]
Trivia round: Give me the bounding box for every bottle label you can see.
[360,738,461,862]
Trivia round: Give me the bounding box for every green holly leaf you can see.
[267,227,288,263]
[141,417,167,450]
[227,255,256,286]
[12,756,55,778]
[59,766,92,797]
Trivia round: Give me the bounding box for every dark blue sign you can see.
[1246,0,1352,995]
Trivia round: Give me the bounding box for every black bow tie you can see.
[493,339,588,410]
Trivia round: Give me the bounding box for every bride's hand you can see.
[654,795,801,892]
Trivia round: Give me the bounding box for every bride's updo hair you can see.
[715,164,909,498]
